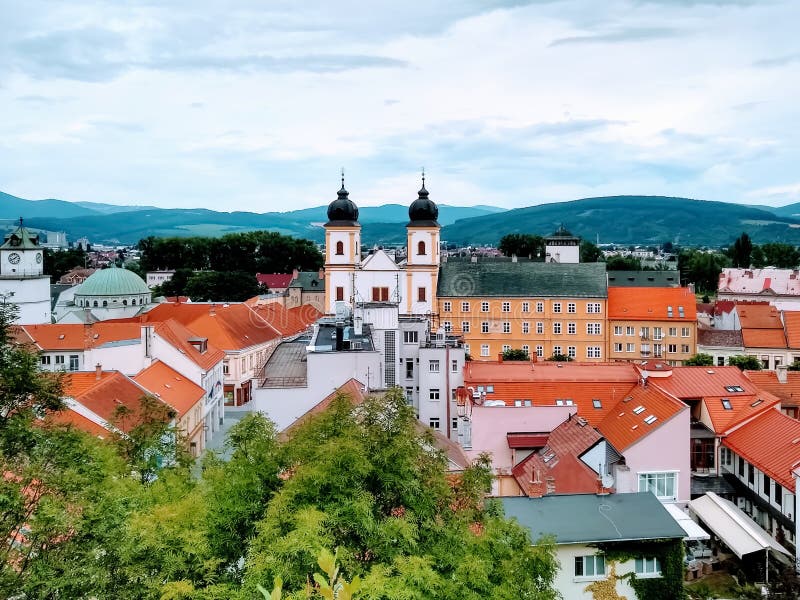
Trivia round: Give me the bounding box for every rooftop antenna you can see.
[340,167,345,190]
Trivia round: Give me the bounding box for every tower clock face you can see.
[8,253,20,265]
[35,252,42,264]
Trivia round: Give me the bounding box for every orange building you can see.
[607,287,697,365]
[436,259,608,361]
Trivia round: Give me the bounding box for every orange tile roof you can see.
[737,304,783,329]
[64,371,116,396]
[143,303,281,351]
[133,361,205,418]
[46,410,109,438]
[512,416,603,497]
[741,328,787,348]
[608,287,697,321]
[597,385,686,452]
[782,311,800,349]
[704,393,781,434]
[723,408,800,490]
[251,303,321,337]
[744,370,800,408]
[152,319,225,371]
[19,322,141,351]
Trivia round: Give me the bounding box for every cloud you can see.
[752,53,800,68]
[549,27,681,46]
[150,53,408,73]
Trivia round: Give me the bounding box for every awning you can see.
[665,503,710,541]
[689,492,792,559]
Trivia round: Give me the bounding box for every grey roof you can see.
[697,328,744,348]
[501,492,685,545]
[1,225,41,250]
[691,475,736,497]
[289,271,325,292]
[438,260,607,298]
[607,270,680,287]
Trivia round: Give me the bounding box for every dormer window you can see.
[189,337,208,354]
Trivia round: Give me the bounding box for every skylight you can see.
[750,399,763,407]
[623,396,633,403]
[592,399,602,409]
[487,385,494,393]
[721,398,732,410]
[644,415,658,425]
[725,385,744,393]
[633,405,645,415]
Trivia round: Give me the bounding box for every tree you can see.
[184,270,264,302]
[760,243,800,269]
[684,353,714,366]
[42,247,87,282]
[580,240,601,263]
[662,241,674,254]
[751,245,767,268]
[678,249,730,292]
[502,348,530,361]
[156,267,195,298]
[787,360,800,372]
[548,353,573,362]
[498,234,545,260]
[729,232,753,268]
[728,355,762,371]
[605,255,642,271]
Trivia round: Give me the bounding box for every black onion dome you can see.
[326,182,359,226]
[408,181,439,227]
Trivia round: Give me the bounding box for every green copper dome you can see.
[75,266,151,297]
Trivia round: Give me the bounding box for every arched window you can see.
[417,241,426,255]
[132,298,137,306]
[123,299,128,306]
[102,301,108,307]
[93,301,98,308]
[335,241,344,255]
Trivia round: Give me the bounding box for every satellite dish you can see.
[601,473,615,489]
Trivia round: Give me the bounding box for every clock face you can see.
[8,253,20,265]
[35,252,42,264]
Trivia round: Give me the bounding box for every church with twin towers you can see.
[323,174,440,316]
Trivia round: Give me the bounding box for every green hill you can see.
[440,196,800,247]
[0,191,98,220]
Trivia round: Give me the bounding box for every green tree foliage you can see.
[751,245,767,268]
[138,231,323,274]
[184,271,264,302]
[502,348,530,361]
[580,240,602,263]
[157,267,195,298]
[788,360,800,372]
[728,355,762,371]
[42,247,87,282]
[678,249,730,293]
[684,353,714,366]
[548,353,573,362]
[604,255,643,270]
[760,242,800,269]
[498,234,545,259]
[729,232,753,268]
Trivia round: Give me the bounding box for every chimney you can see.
[511,254,518,263]
[318,267,325,280]
[471,255,478,263]
[292,267,299,280]
[498,352,504,363]
[777,364,788,384]
[209,303,216,316]
[95,363,102,380]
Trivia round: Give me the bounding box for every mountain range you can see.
[3,190,800,247]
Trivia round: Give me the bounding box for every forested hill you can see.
[441,196,800,247]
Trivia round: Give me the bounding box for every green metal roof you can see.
[1,225,41,250]
[75,266,151,297]
[437,260,607,298]
[501,492,685,545]
[289,271,325,292]
[607,270,680,287]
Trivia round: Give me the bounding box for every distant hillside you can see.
[276,203,503,226]
[0,191,97,220]
[73,201,160,214]
[767,202,800,218]
[441,196,800,246]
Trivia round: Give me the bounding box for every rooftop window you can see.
[721,398,732,410]
[592,399,602,409]
[644,415,658,425]
[633,405,645,415]
[725,385,745,393]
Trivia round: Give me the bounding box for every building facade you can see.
[0,220,51,324]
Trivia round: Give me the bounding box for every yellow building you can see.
[607,287,698,365]
[436,259,608,361]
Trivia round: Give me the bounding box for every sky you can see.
[1,0,799,212]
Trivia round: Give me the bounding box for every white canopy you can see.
[689,492,792,559]
[665,503,710,541]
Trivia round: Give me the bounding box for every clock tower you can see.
[0,218,51,323]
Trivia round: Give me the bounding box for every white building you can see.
[0,219,51,324]
[544,225,580,264]
[146,270,176,289]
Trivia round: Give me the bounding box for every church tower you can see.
[405,173,440,314]
[0,219,51,323]
[324,175,361,313]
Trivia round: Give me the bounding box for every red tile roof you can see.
[512,416,603,497]
[597,385,686,452]
[251,303,321,337]
[64,371,116,396]
[741,328,787,348]
[737,304,783,329]
[744,370,800,409]
[255,273,294,289]
[723,408,800,490]
[18,322,141,351]
[46,409,109,438]
[650,366,759,399]
[133,361,205,418]
[152,319,225,371]
[782,311,800,349]
[608,287,697,321]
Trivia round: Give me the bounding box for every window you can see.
[451,359,459,372]
[763,474,771,496]
[464,344,470,355]
[775,482,782,504]
[653,327,663,340]
[55,355,64,365]
[721,398,732,410]
[536,345,544,357]
[553,345,562,355]
[635,557,662,577]
[443,321,452,332]
[481,321,489,333]
[429,360,440,373]
[536,302,544,313]
[69,355,79,371]
[443,301,451,312]
[461,321,471,333]
[417,240,426,255]
[738,456,744,477]
[568,322,576,334]
[522,344,530,355]
[640,326,650,339]
[725,385,744,393]
[502,322,511,333]
[452,417,458,429]
[614,343,623,352]
[404,331,419,344]
[405,361,414,379]
[682,327,690,337]
[668,344,677,353]
[654,343,663,357]
[587,302,601,313]
[668,327,677,337]
[553,322,562,334]
[536,322,544,334]
[638,472,677,501]
[372,287,389,302]
[568,302,576,313]
[461,301,470,312]
[575,555,606,579]
[481,344,490,357]
[502,344,511,352]
[587,346,601,358]
[481,301,489,312]
[553,302,562,313]
[627,343,635,353]
[429,417,440,430]
[568,346,576,358]
[522,322,530,334]
[502,301,511,313]
[40,355,51,365]
[223,362,229,375]
[335,241,344,255]
[626,326,635,336]
[592,399,602,409]
[430,389,440,400]
[418,287,426,302]
[681,344,690,353]
[614,326,623,336]
[336,286,345,301]
[522,302,530,313]
[748,463,755,485]
[587,323,601,335]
